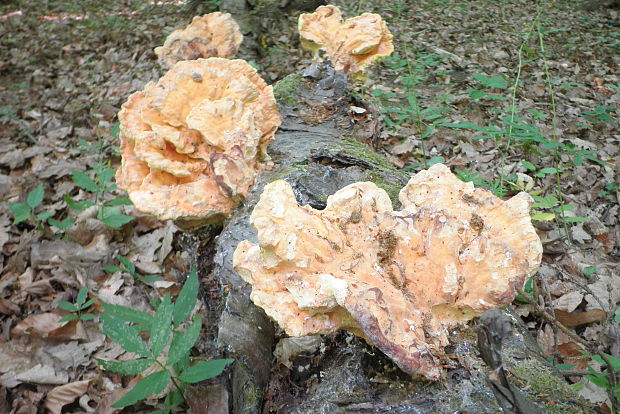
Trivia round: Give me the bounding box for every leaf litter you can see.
[0,0,618,411]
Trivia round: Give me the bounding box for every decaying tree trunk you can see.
[218,0,325,63]
[196,63,597,414]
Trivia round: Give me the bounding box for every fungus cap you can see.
[116,58,281,227]
[233,164,542,378]
[155,12,243,69]
[298,5,393,74]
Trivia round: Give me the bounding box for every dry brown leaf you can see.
[48,319,90,341]
[0,298,20,315]
[44,379,91,414]
[554,309,606,328]
[557,342,588,371]
[11,313,65,338]
[552,291,584,312]
[536,323,573,355]
[11,313,88,341]
[0,386,9,413]
[15,364,68,385]
[9,397,37,414]
[391,137,417,155]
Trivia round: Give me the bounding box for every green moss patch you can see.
[273,74,302,107]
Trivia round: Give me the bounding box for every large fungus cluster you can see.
[298,5,393,75]
[116,58,281,226]
[233,164,542,379]
[155,12,243,69]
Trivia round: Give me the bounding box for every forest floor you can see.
[0,0,618,412]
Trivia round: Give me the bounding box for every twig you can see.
[515,286,590,348]
[538,274,561,363]
[558,370,589,377]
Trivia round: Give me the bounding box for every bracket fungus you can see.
[116,58,281,227]
[155,12,243,69]
[298,5,393,75]
[233,164,542,379]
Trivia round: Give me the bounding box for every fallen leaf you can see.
[555,309,606,328]
[0,387,7,412]
[536,323,572,355]
[15,364,68,385]
[586,274,620,311]
[557,342,587,371]
[11,311,88,341]
[44,379,91,414]
[579,377,610,405]
[0,298,20,315]
[552,291,584,312]
[11,313,65,338]
[391,137,417,155]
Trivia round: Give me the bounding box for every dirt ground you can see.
[0,0,618,412]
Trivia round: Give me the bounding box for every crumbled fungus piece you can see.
[233,164,542,379]
[116,58,281,227]
[298,5,393,75]
[155,12,243,69]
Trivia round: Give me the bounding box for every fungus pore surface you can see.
[298,5,393,75]
[116,58,281,225]
[155,12,243,69]
[233,164,543,379]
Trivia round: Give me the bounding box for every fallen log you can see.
[197,62,597,414]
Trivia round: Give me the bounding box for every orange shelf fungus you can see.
[155,12,243,69]
[116,58,281,227]
[233,164,542,379]
[298,5,393,75]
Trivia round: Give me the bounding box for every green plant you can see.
[204,0,222,10]
[373,46,451,167]
[58,287,96,323]
[0,105,18,122]
[9,184,50,226]
[466,73,510,101]
[583,266,597,280]
[69,165,133,228]
[530,194,586,223]
[582,105,616,124]
[574,352,620,412]
[454,168,507,197]
[514,276,535,304]
[68,124,133,228]
[401,156,445,172]
[102,256,160,284]
[598,182,617,201]
[10,184,75,233]
[97,268,233,411]
[520,160,557,179]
